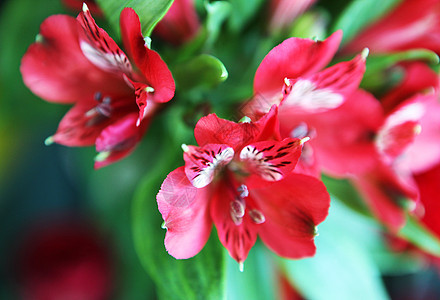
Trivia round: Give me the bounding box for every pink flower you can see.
[246,31,367,121]
[268,0,317,32]
[153,0,200,45]
[21,5,175,168]
[342,0,440,54]
[157,107,330,265]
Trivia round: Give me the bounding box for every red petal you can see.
[20,15,130,103]
[253,31,342,100]
[282,52,366,113]
[94,113,148,168]
[210,180,259,263]
[280,89,384,177]
[120,8,175,103]
[183,144,234,188]
[194,114,262,149]
[381,62,440,113]
[395,93,440,173]
[352,163,419,230]
[77,5,133,75]
[240,138,303,184]
[52,100,110,147]
[268,0,317,32]
[342,0,440,54]
[153,0,201,45]
[157,167,212,259]
[376,99,424,163]
[252,173,330,258]
[415,163,440,237]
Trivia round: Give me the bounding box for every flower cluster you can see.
[19,0,440,297]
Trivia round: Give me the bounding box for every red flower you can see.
[21,5,175,168]
[342,0,440,54]
[17,220,112,300]
[245,31,367,121]
[153,0,200,45]
[157,107,330,266]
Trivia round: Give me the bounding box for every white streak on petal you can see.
[240,146,282,181]
[80,41,132,74]
[283,79,344,112]
[191,147,234,188]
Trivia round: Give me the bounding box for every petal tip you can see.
[44,136,54,146]
[361,48,369,60]
[82,2,89,12]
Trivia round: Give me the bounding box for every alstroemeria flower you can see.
[153,0,200,46]
[157,108,330,265]
[342,0,440,54]
[245,31,367,120]
[21,5,175,168]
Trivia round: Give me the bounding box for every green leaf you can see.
[322,175,372,218]
[280,199,390,300]
[225,244,276,300]
[173,54,228,91]
[332,0,402,45]
[399,214,440,257]
[96,0,174,37]
[361,49,439,91]
[228,0,265,33]
[131,131,225,299]
[205,1,232,49]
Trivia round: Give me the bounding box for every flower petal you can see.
[120,8,175,103]
[94,113,148,168]
[183,144,234,188]
[240,138,303,183]
[210,180,259,263]
[194,114,262,149]
[20,15,131,103]
[376,100,423,163]
[52,100,111,147]
[253,31,342,100]
[157,167,212,259]
[77,5,133,74]
[282,52,367,113]
[253,173,330,258]
[351,164,417,231]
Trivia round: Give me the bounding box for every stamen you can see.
[102,96,111,104]
[230,198,245,219]
[144,36,152,48]
[161,221,167,230]
[94,91,102,101]
[300,136,311,145]
[249,209,265,224]
[291,122,309,139]
[237,185,249,198]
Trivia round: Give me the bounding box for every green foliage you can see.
[96,0,174,37]
[227,0,265,33]
[205,1,232,49]
[332,0,402,45]
[173,54,228,92]
[399,215,440,257]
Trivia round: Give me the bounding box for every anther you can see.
[230,199,245,219]
[94,92,102,101]
[249,209,265,224]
